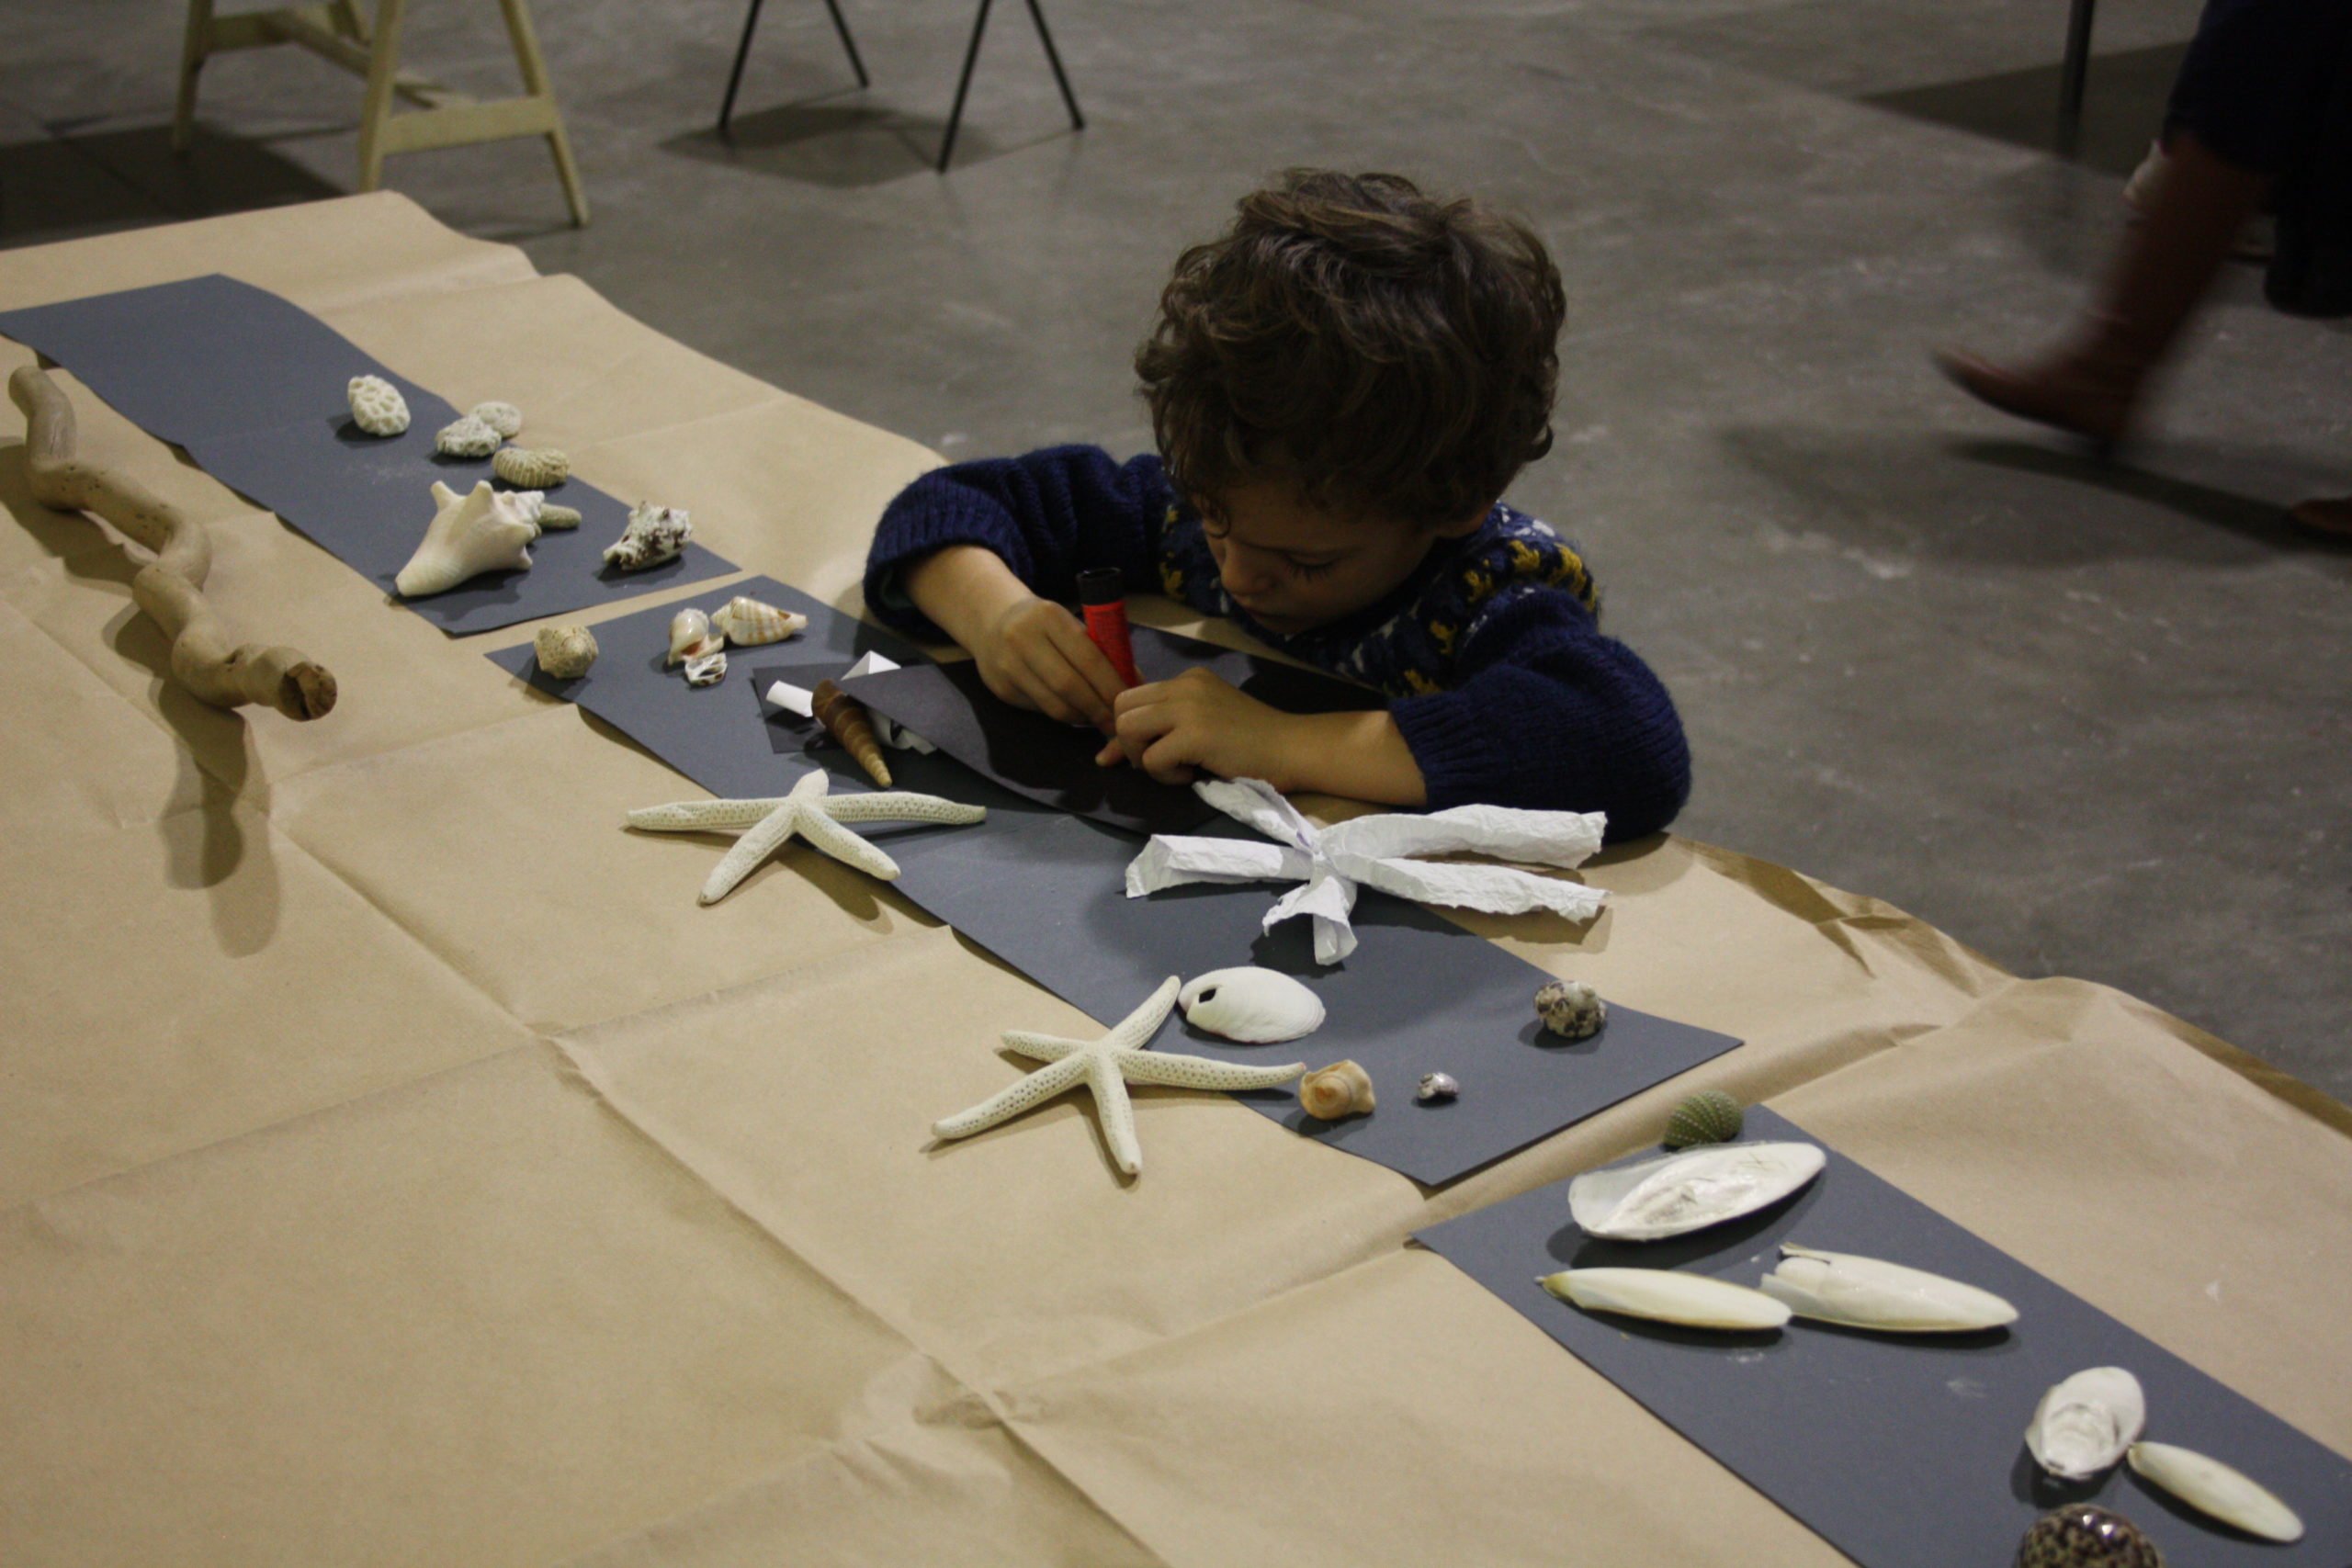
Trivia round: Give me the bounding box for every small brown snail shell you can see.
[1299,1060,1374,1121]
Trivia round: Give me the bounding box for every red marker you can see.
[1077,567,1142,689]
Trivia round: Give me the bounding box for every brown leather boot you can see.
[1936,134,2276,454]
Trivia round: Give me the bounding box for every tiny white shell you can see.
[710,595,808,647]
[469,400,523,438]
[347,374,410,436]
[1179,966,1325,1043]
[1759,1245,2018,1333]
[435,415,502,457]
[2127,1440,2303,1542]
[668,607,719,666]
[2026,1366,2145,1482]
[683,650,728,686]
[1416,1071,1459,1102]
[1568,1141,1826,1242]
[1542,1268,1792,1331]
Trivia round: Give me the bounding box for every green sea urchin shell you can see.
[1534,978,1606,1040]
[2014,1506,2164,1568]
[1663,1089,1742,1149]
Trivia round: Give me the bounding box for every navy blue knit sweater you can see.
[864,446,1690,841]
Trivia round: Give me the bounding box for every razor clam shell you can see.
[1541,1268,1791,1331]
[1758,1244,2018,1333]
[2127,1441,2303,1542]
[1178,966,1325,1043]
[2026,1366,2145,1482]
[1567,1141,1826,1241]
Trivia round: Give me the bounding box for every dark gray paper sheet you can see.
[490,581,1742,1185]
[0,275,737,634]
[1416,1107,2352,1567]
[842,624,1384,836]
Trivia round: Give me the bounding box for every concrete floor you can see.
[4,0,2346,1100]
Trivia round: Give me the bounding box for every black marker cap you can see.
[1076,568,1124,606]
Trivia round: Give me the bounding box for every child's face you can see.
[1201,477,1485,636]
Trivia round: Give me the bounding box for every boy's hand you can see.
[975,594,1128,729]
[1095,668,1293,786]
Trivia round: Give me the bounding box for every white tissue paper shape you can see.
[1125,777,1608,964]
[764,679,816,718]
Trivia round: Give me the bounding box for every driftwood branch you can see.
[9,364,336,720]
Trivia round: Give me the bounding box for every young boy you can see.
[863,169,1690,841]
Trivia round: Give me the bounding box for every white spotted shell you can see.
[534,623,598,679]
[603,501,691,572]
[435,415,503,457]
[1179,967,1324,1043]
[710,596,807,647]
[469,400,523,438]
[493,446,569,489]
[347,374,410,435]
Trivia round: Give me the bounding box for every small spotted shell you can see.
[1535,978,1607,1040]
[710,596,808,648]
[603,502,692,572]
[1299,1060,1374,1121]
[533,623,598,679]
[493,446,570,489]
[469,400,523,438]
[347,374,410,435]
[1664,1089,1742,1149]
[435,415,502,457]
[2013,1505,2163,1568]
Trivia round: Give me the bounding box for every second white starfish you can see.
[933,976,1307,1177]
[628,768,985,904]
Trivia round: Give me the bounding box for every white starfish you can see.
[932,976,1306,1177]
[628,768,985,904]
[1126,778,1610,964]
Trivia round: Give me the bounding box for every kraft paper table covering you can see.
[1,196,2345,1567]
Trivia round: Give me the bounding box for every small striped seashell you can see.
[537,503,582,530]
[347,374,410,435]
[710,596,807,647]
[533,623,597,679]
[667,607,720,666]
[493,445,569,489]
[435,415,502,457]
[469,400,523,438]
[1664,1089,1743,1149]
[683,649,728,687]
[1535,977,1607,1040]
[603,501,691,572]
[1299,1060,1374,1121]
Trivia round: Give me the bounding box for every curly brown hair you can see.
[1135,169,1565,532]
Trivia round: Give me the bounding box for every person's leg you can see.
[1937,132,2275,451]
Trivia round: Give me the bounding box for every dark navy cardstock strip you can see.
[488,581,1743,1185]
[1416,1107,2352,1567]
[1,274,737,634]
[842,623,1383,837]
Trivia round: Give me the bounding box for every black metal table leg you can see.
[718,0,768,140]
[822,0,869,88]
[1023,0,1084,130]
[2058,0,2097,154]
[939,0,995,171]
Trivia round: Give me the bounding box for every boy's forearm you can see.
[1274,709,1429,807]
[903,545,1032,650]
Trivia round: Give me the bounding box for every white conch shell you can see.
[2025,1366,2145,1481]
[469,400,523,438]
[435,414,502,457]
[1542,1268,1791,1331]
[493,446,569,489]
[394,480,537,597]
[1179,966,1325,1043]
[667,607,719,665]
[347,374,409,435]
[604,502,692,571]
[533,623,597,679]
[710,596,807,647]
[1759,1245,2018,1333]
[1567,1141,1825,1241]
[2127,1440,2303,1542]
[684,649,728,686]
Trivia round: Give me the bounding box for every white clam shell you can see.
[2025,1366,2145,1481]
[1542,1268,1790,1331]
[2127,1440,2303,1542]
[1568,1141,1826,1242]
[393,480,537,597]
[1179,966,1325,1043]
[346,374,409,435]
[1758,1245,2018,1333]
[710,596,807,647]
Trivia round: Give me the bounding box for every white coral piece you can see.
[469,400,523,438]
[347,374,410,436]
[493,446,569,489]
[534,624,598,679]
[393,479,538,597]
[435,414,503,458]
[603,501,692,572]
[537,503,582,530]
